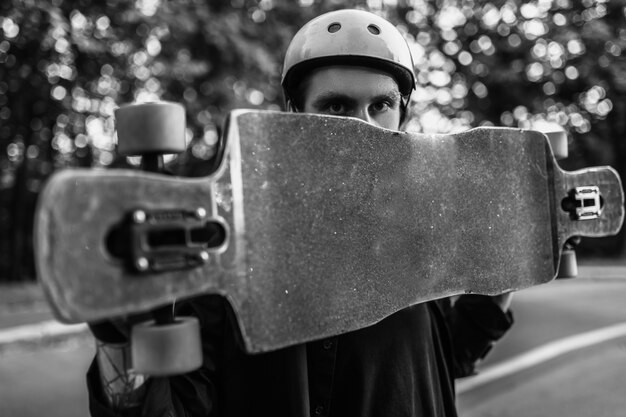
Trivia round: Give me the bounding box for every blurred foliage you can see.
[0,0,624,281]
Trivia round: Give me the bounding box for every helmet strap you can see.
[286,98,299,113]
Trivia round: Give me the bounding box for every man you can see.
[87,9,513,417]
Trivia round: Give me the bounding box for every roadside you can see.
[0,261,624,417]
[0,282,51,328]
[456,262,626,417]
[1,260,622,347]
[457,332,626,417]
[0,284,93,417]
[0,282,89,356]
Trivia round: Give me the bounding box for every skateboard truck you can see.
[126,207,227,273]
[558,186,604,278]
[113,101,204,376]
[540,127,588,279]
[106,207,228,273]
[562,186,603,220]
[115,103,311,408]
[540,128,604,221]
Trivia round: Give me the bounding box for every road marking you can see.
[457,321,626,394]
[0,320,88,346]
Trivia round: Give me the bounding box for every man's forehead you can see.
[305,66,401,98]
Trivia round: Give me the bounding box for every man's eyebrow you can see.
[310,91,356,107]
[310,89,402,107]
[374,90,402,102]
[368,90,402,109]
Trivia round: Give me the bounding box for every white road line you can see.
[457,321,626,394]
[0,320,88,346]
[3,317,626,388]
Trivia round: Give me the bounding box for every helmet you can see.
[282,9,416,102]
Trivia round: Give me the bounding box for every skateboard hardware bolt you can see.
[133,210,147,224]
[135,257,150,271]
[195,207,207,220]
[562,186,603,220]
[573,186,602,220]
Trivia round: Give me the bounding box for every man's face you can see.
[301,66,403,131]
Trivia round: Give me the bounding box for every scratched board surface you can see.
[35,110,623,353]
[230,111,557,351]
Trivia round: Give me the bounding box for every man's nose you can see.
[354,107,373,125]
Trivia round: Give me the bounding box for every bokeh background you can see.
[1,0,625,282]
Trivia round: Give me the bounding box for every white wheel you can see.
[115,102,186,156]
[557,248,577,279]
[131,316,202,376]
[544,130,568,160]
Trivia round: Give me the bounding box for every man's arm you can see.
[86,295,224,417]
[445,294,514,378]
[95,341,149,410]
[86,317,150,413]
[489,293,514,313]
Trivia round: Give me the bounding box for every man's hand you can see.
[88,312,153,344]
[88,314,153,411]
[489,292,513,312]
[88,319,130,344]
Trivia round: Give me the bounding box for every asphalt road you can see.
[457,264,626,417]
[0,336,93,417]
[0,264,624,417]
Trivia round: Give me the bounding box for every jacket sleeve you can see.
[86,295,226,417]
[444,295,514,378]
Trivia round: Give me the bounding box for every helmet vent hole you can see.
[367,24,381,35]
[328,23,341,33]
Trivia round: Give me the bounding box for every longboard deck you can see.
[35,110,624,353]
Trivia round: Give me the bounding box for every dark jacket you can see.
[87,294,512,417]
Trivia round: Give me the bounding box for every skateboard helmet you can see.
[282,9,416,108]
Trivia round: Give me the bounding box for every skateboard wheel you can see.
[115,102,187,156]
[131,316,202,376]
[544,130,568,160]
[557,248,577,279]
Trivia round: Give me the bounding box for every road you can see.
[0,336,93,417]
[0,264,624,417]
[457,264,626,417]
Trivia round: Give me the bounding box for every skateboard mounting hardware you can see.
[106,207,228,273]
[130,208,227,273]
[562,186,604,220]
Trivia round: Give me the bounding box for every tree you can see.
[1,0,623,281]
[387,0,625,256]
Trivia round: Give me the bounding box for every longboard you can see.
[35,110,624,353]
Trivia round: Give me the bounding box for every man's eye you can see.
[371,101,391,113]
[325,103,344,114]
